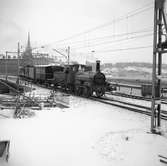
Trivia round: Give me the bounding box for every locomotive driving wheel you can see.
[75,86,82,96]
[95,88,104,98]
[83,86,92,98]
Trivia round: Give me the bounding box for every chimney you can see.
[96,60,100,72]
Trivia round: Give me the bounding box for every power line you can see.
[94,45,152,53]
[73,33,153,49]
[58,6,153,42]
[55,27,153,47]
[41,3,153,48]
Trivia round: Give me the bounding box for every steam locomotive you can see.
[19,61,108,97]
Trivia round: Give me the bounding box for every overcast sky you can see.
[1,0,166,63]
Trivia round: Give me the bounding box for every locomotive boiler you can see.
[74,60,106,97]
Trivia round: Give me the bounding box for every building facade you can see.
[0,33,56,76]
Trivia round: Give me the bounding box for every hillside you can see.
[86,61,167,80]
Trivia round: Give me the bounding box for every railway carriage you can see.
[35,65,64,84]
[141,84,159,97]
[108,81,162,98]
[19,65,35,81]
[28,66,35,80]
[35,65,52,83]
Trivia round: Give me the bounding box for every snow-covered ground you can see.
[0,87,167,166]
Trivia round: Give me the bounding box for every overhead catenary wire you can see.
[26,2,154,64]
[39,2,154,49]
[68,45,153,63]
[55,5,153,43]
[33,28,153,56]
[54,27,153,47]
[92,45,152,54]
[72,33,153,50]
[40,32,153,61]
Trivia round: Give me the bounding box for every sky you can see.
[1,0,166,63]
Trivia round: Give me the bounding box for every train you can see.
[19,61,109,97]
[19,61,165,98]
[109,81,166,98]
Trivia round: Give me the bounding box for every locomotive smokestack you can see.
[96,60,100,72]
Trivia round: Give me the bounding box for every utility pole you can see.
[5,51,8,80]
[17,42,20,85]
[151,0,167,134]
[67,46,70,65]
[52,48,70,64]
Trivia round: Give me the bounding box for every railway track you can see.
[107,91,167,105]
[3,77,167,120]
[20,79,167,120]
[0,113,10,118]
[7,76,167,104]
[90,96,167,121]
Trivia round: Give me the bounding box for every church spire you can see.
[21,31,33,66]
[27,32,31,50]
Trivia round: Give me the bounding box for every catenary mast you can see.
[151,0,167,133]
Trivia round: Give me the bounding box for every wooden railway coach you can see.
[35,65,64,83]
[19,65,35,81]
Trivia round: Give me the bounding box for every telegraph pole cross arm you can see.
[151,0,167,134]
[52,46,70,65]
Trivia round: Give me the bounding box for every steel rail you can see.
[90,96,167,120]
[11,76,167,120]
[106,92,167,105]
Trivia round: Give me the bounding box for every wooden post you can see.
[67,46,70,65]
[5,51,8,80]
[16,42,20,87]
